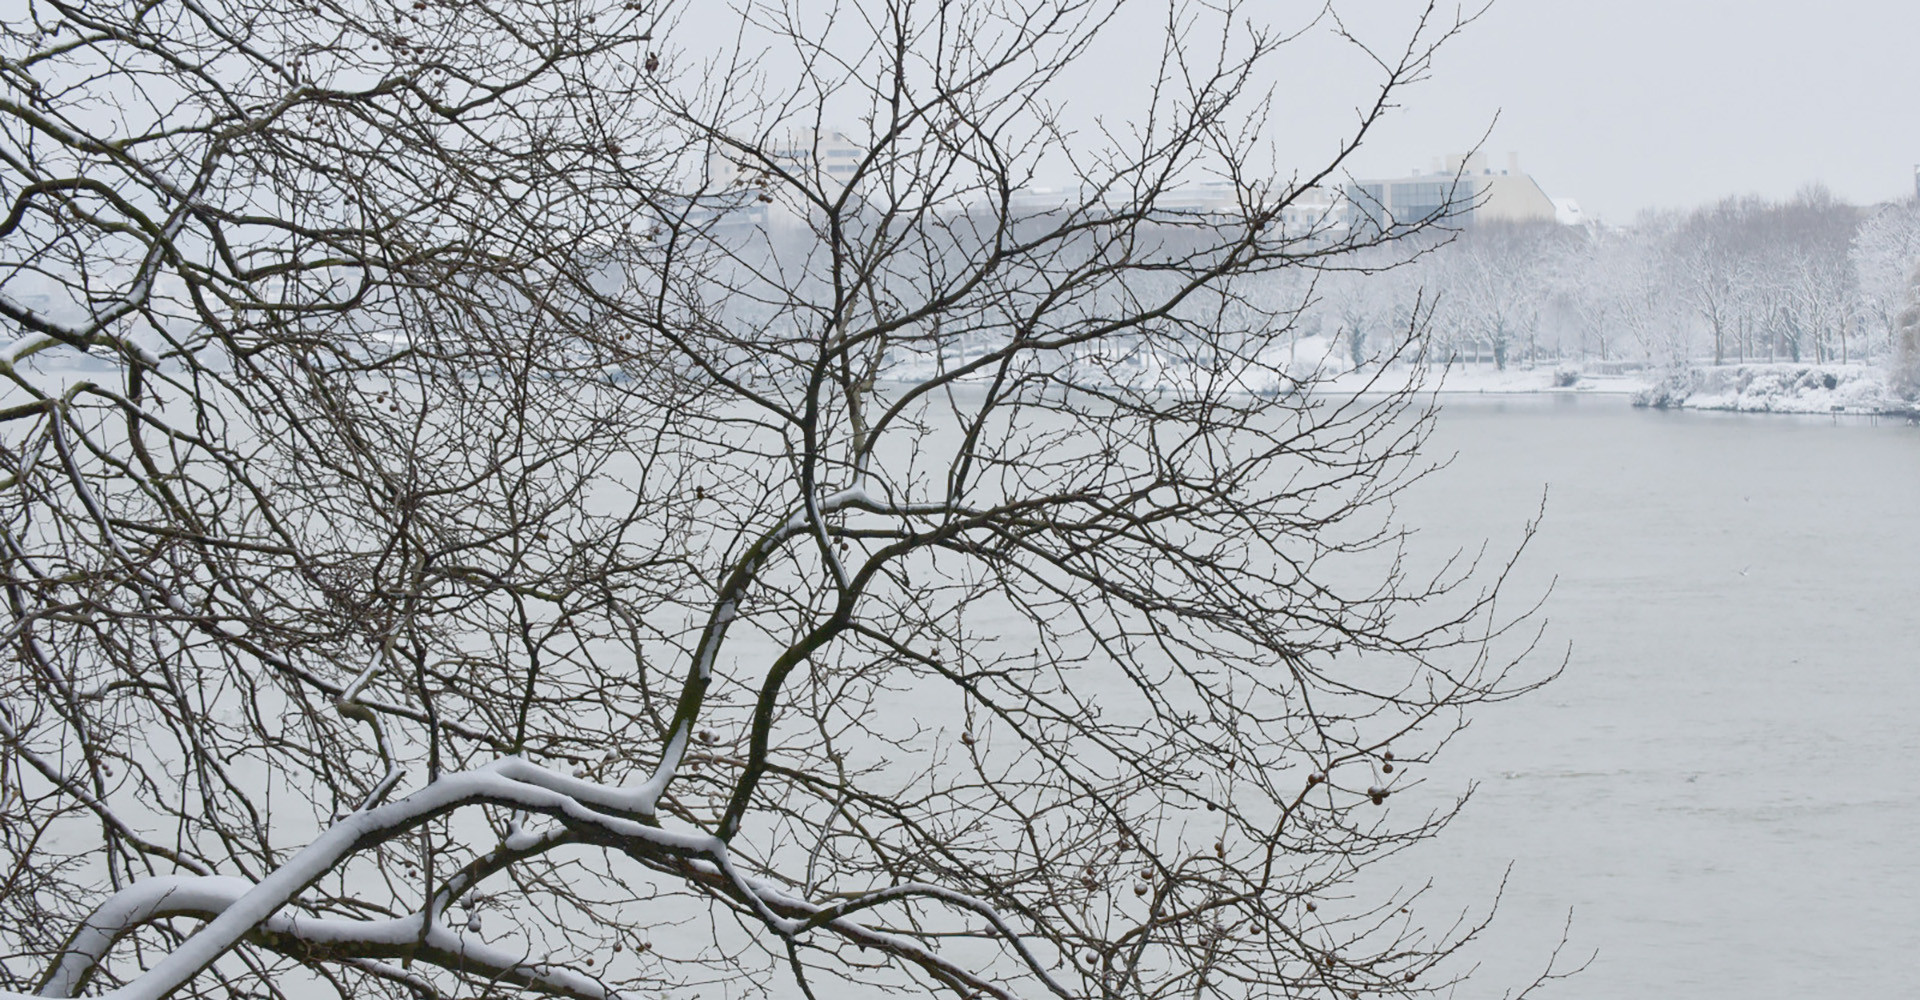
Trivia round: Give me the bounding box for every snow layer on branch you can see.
[33,875,619,1000]
[20,761,723,1000]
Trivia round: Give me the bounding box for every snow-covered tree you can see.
[1582,216,1691,369]
[1771,187,1863,364]
[0,3,1563,1000]
[1851,199,1920,363]
[1894,261,1920,398]
[1441,222,1569,370]
[1672,227,1739,365]
[1683,189,1862,365]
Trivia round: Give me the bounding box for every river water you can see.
[1380,395,1920,999]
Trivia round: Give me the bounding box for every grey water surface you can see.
[1384,395,1919,999]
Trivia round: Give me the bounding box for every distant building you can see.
[706,128,864,195]
[689,128,866,232]
[969,180,1349,240]
[696,137,1366,239]
[1001,186,1079,217]
[1148,181,1350,236]
[1154,180,1244,215]
[1346,152,1560,232]
[1280,186,1350,235]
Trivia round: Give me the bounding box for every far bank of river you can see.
[876,356,1917,417]
[1377,360,1918,418]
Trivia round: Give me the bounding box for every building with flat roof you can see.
[1346,152,1558,232]
[1142,181,1349,235]
[706,128,864,195]
[687,128,866,233]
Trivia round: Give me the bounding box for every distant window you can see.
[1389,181,1448,205]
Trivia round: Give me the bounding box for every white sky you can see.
[671,1,1920,221]
[1371,0,1920,220]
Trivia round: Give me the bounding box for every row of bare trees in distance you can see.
[1312,187,1920,381]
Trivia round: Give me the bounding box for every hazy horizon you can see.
[670,0,1920,221]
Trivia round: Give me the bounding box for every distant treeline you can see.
[1307,187,1920,374]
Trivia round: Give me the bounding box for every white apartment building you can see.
[1346,152,1559,232]
[1277,185,1350,235]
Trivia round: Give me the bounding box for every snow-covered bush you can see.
[1632,367,1700,409]
[1635,364,1896,413]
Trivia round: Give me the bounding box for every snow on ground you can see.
[1317,363,1649,396]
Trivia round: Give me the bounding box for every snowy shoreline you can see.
[884,359,1917,418]
[1329,361,1916,416]
[1626,362,1918,416]
[1264,362,1916,417]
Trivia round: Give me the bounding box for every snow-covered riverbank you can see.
[1630,362,1917,415]
[1384,361,1916,417]
[878,353,1917,415]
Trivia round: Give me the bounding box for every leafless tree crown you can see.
[0,2,1558,999]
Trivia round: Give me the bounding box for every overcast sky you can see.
[1369,0,1920,220]
[676,1,1920,221]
